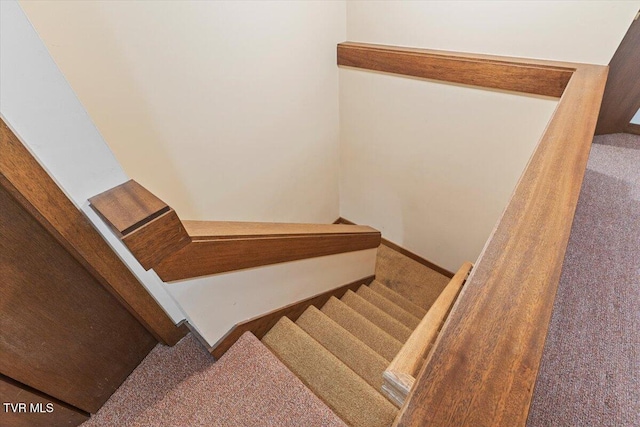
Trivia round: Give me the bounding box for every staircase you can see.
[78,244,466,427]
[261,283,416,426]
[255,249,463,427]
[81,179,471,427]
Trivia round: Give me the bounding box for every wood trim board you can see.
[383,262,472,407]
[396,61,606,427]
[186,220,376,239]
[595,16,640,135]
[154,232,380,282]
[209,275,375,359]
[0,375,89,427]
[337,42,608,427]
[626,122,640,136]
[1,145,156,413]
[121,209,191,270]
[90,182,381,282]
[89,179,170,235]
[0,119,185,347]
[338,42,574,97]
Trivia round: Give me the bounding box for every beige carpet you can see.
[81,245,454,427]
[296,306,389,391]
[341,290,413,342]
[263,265,455,426]
[356,284,421,329]
[321,296,403,361]
[369,281,427,319]
[262,317,397,427]
[375,244,450,310]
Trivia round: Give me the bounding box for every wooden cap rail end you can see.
[89,180,381,281]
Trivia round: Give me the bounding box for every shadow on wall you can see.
[75,7,194,214]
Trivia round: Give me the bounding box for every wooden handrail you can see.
[338,42,575,97]
[338,42,608,426]
[382,262,472,407]
[89,180,381,282]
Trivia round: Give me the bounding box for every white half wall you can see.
[168,249,377,347]
[339,70,558,272]
[340,1,638,271]
[19,0,346,224]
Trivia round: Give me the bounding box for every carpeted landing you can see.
[527,133,640,426]
[82,332,346,427]
[82,247,446,427]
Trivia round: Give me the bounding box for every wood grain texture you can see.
[335,218,454,278]
[394,64,608,427]
[595,17,640,135]
[121,209,190,269]
[627,123,640,135]
[338,42,574,97]
[90,181,380,281]
[381,370,415,409]
[0,183,157,413]
[89,179,169,235]
[0,120,185,347]
[154,232,381,282]
[383,262,472,407]
[0,375,89,427]
[210,276,375,359]
[184,220,378,239]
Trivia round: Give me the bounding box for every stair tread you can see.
[375,244,450,310]
[357,285,421,329]
[296,306,389,392]
[321,297,402,361]
[262,317,397,427]
[341,291,413,342]
[369,281,428,319]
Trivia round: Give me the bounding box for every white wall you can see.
[169,249,376,347]
[632,108,640,125]
[340,73,557,272]
[7,0,636,341]
[19,0,346,223]
[346,1,639,65]
[2,0,376,347]
[340,1,639,271]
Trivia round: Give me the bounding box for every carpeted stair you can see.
[80,246,452,427]
[369,280,427,319]
[262,275,441,427]
[262,317,397,427]
[321,296,403,361]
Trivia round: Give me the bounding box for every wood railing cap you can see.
[337,42,581,97]
[89,180,381,281]
[182,220,379,240]
[89,180,169,235]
